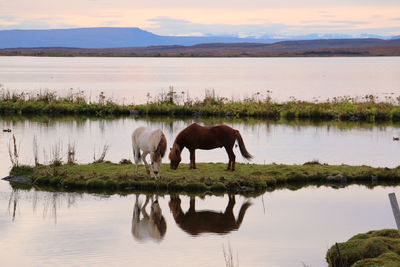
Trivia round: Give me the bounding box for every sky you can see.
[1,0,400,38]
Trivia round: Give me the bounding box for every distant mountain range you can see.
[0,27,398,49]
[1,27,399,57]
[2,38,400,57]
[0,27,278,49]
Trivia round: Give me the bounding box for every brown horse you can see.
[169,123,252,170]
[169,195,251,236]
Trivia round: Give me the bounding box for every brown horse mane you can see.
[169,142,181,161]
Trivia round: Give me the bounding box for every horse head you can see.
[151,152,162,176]
[168,195,183,219]
[169,143,181,170]
[150,199,167,237]
[150,132,167,178]
[132,195,167,242]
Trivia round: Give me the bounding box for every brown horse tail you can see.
[156,132,167,158]
[235,131,253,160]
[236,201,252,227]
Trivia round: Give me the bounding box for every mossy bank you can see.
[9,162,400,193]
[326,229,400,267]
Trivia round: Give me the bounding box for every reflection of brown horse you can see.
[169,195,252,235]
[169,123,252,171]
[132,195,167,242]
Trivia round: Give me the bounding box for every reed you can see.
[8,134,19,167]
[50,141,63,167]
[67,142,76,165]
[33,135,39,166]
[93,143,109,163]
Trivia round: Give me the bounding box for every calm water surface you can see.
[0,181,397,267]
[0,57,399,103]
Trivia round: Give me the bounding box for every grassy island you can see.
[326,229,400,267]
[8,162,400,193]
[1,90,400,121]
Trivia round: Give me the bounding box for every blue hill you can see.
[0,27,276,49]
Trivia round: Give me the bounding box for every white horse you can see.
[132,195,167,242]
[132,127,167,178]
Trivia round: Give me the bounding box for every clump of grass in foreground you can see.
[9,162,400,193]
[2,88,400,121]
[326,229,400,267]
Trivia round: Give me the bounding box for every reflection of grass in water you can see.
[326,229,400,267]
[8,187,82,222]
[1,114,399,139]
[10,161,400,193]
[223,241,239,267]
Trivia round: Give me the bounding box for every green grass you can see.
[9,162,400,193]
[1,89,400,121]
[326,229,400,267]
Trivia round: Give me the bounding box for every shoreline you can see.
[7,162,400,193]
[1,92,400,122]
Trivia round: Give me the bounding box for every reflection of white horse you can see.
[132,127,167,178]
[131,195,167,242]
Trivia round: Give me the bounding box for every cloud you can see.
[146,16,400,38]
[301,20,369,26]
[146,17,288,38]
[100,20,120,26]
[0,16,18,21]
[0,17,76,30]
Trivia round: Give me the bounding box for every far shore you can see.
[1,42,400,57]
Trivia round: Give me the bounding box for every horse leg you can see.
[189,149,196,169]
[224,194,236,217]
[189,197,196,213]
[225,146,236,171]
[141,152,151,176]
[133,194,141,222]
[142,195,150,219]
[132,145,141,175]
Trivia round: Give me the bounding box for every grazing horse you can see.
[131,195,167,242]
[169,123,252,170]
[132,127,167,178]
[169,195,251,235]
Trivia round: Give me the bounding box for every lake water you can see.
[0,56,399,103]
[0,182,397,267]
